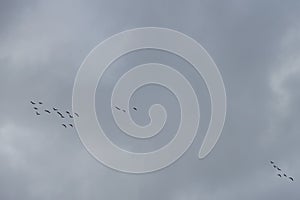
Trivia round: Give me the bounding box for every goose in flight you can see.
[30,101,36,105]
[277,174,282,177]
[62,124,67,128]
[44,109,51,114]
[74,113,79,117]
[277,167,281,171]
[289,177,294,181]
[35,111,41,116]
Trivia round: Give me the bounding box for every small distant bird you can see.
[53,107,58,111]
[270,161,274,164]
[66,111,70,114]
[277,167,281,171]
[289,177,294,181]
[284,174,287,177]
[57,112,65,118]
[69,124,73,128]
[122,109,126,113]
[62,124,67,128]
[74,113,79,117]
[277,174,282,177]
[33,107,38,110]
[68,114,73,118]
[44,109,51,114]
[39,102,43,104]
[273,165,277,168]
[115,106,121,110]
[133,107,137,111]
[30,101,36,105]
[35,111,40,116]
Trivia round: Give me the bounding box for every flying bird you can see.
[122,109,126,113]
[35,111,40,116]
[284,174,287,177]
[62,124,67,128]
[133,107,137,111]
[66,111,70,114]
[74,113,79,117]
[289,177,294,181]
[53,107,58,111]
[44,109,51,114]
[39,102,43,104]
[68,114,73,118]
[273,165,277,168]
[57,112,65,118]
[270,161,274,164]
[30,101,36,105]
[69,124,73,128]
[277,167,281,171]
[115,106,121,110]
[33,107,38,110]
[277,174,282,177]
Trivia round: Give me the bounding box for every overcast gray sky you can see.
[1,0,300,199]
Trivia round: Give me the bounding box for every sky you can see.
[0,0,300,199]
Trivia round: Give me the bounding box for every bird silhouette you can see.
[33,107,38,110]
[277,174,282,177]
[53,107,58,111]
[35,111,40,116]
[74,113,79,117]
[270,161,274,164]
[133,107,137,111]
[289,177,294,181]
[115,106,121,110]
[273,165,277,168]
[62,124,67,128]
[30,101,36,105]
[69,124,73,128]
[284,174,287,177]
[277,167,282,171]
[66,111,70,114]
[44,109,51,114]
[57,112,65,118]
[122,109,126,113]
[39,102,43,104]
[68,114,73,118]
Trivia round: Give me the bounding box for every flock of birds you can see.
[114,106,137,113]
[30,100,297,183]
[270,161,294,182]
[31,100,138,129]
[30,100,79,128]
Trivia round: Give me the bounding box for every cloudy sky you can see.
[1,0,300,199]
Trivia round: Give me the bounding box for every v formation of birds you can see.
[31,100,137,129]
[270,161,294,182]
[30,100,79,129]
